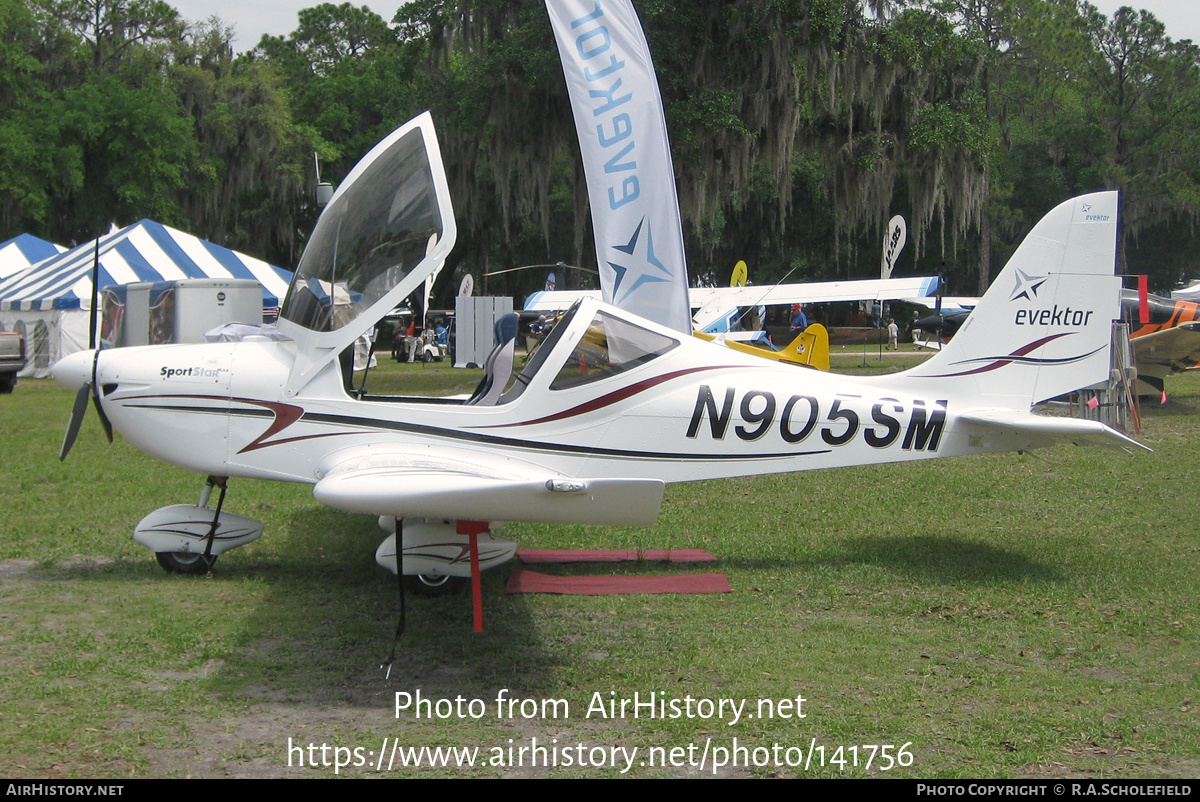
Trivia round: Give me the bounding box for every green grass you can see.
[0,361,1197,778]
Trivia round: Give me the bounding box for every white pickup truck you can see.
[0,331,26,392]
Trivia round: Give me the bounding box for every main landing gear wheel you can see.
[156,551,216,575]
[403,574,466,597]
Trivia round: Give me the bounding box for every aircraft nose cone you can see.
[52,349,96,392]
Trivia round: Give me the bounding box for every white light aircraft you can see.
[55,113,1142,595]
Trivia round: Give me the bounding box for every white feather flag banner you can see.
[881,215,907,280]
[546,0,692,333]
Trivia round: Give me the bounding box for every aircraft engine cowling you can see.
[95,342,238,476]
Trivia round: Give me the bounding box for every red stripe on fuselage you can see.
[470,366,743,429]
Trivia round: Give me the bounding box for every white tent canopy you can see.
[0,234,66,279]
[0,220,292,377]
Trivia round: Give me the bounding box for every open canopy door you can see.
[277,112,456,394]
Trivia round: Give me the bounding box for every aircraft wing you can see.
[524,290,597,312]
[525,276,940,317]
[689,276,941,310]
[1131,321,1200,383]
[313,446,664,526]
[690,276,940,329]
[958,409,1148,452]
[903,295,980,313]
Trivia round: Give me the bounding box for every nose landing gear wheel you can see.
[156,551,216,575]
[403,574,466,597]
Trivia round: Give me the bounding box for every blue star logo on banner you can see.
[607,218,673,304]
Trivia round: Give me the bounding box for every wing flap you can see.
[314,465,664,526]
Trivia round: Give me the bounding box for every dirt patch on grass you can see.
[0,559,37,578]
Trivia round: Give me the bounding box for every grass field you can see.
[1,355,1197,778]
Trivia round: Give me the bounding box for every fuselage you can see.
[57,303,1029,495]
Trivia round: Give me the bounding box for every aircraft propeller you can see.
[59,237,113,460]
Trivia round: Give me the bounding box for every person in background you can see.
[789,304,808,336]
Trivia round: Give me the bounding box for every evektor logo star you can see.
[1010,269,1048,302]
[607,218,673,304]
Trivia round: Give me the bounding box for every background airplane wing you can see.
[523,290,597,312]
[1132,321,1200,383]
[313,446,664,526]
[690,276,940,329]
[689,275,941,310]
[526,276,941,317]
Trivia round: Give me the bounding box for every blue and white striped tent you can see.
[0,219,291,312]
[0,233,66,279]
[0,220,293,377]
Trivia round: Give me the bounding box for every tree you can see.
[47,0,183,72]
[173,19,325,266]
[1081,5,1200,282]
[0,0,71,234]
[253,4,407,167]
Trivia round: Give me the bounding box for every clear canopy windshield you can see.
[498,304,679,404]
[549,310,679,390]
[280,125,443,333]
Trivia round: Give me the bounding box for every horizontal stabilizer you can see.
[959,409,1148,452]
[314,468,664,526]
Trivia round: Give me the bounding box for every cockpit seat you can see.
[466,313,520,406]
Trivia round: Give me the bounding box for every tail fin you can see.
[694,324,829,370]
[907,191,1121,407]
[778,324,830,371]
